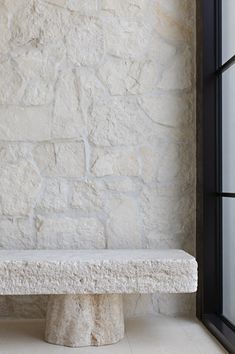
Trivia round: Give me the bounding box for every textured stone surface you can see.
[158,46,193,90]
[91,148,139,177]
[36,179,68,212]
[155,0,195,42]
[104,17,152,60]
[70,178,142,213]
[98,58,162,95]
[33,142,85,177]
[139,137,194,188]
[66,16,104,66]
[0,249,197,295]
[139,94,193,129]
[11,2,66,43]
[101,0,148,18]
[0,60,23,105]
[0,160,42,215]
[45,294,124,347]
[106,196,142,248]
[140,186,194,235]
[0,5,10,57]
[0,218,35,249]
[88,97,152,147]
[0,143,32,166]
[36,216,105,249]
[52,69,84,139]
[67,0,98,13]
[0,0,196,318]
[43,0,98,13]
[71,179,105,212]
[102,177,141,193]
[15,50,56,106]
[0,106,52,141]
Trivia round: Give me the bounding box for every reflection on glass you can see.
[223,198,235,325]
[222,65,235,192]
[222,0,235,63]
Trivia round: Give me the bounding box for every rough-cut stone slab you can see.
[0,249,197,295]
[45,294,124,347]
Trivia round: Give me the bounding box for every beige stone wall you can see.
[0,0,196,317]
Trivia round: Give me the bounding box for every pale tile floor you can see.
[0,316,228,354]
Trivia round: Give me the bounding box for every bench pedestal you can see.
[45,294,124,347]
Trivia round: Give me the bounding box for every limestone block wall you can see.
[0,0,196,317]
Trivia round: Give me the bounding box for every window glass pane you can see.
[222,65,235,192]
[223,197,235,326]
[222,0,235,63]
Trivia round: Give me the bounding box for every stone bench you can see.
[0,249,197,347]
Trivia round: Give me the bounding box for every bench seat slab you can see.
[45,294,124,347]
[0,249,197,294]
[0,249,197,348]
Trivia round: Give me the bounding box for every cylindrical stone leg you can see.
[45,294,124,347]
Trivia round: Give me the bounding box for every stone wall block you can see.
[106,196,142,248]
[0,5,11,57]
[104,17,152,60]
[155,0,195,42]
[52,69,85,139]
[33,142,85,178]
[0,106,52,141]
[88,97,153,146]
[71,179,105,212]
[36,179,69,212]
[0,218,36,249]
[90,148,140,177]
[101,0,148,18]
[158,46,193,90]
[0,160,42,216]
[66,16,104,66]
[36,216,106,249]
[98,58,162,95]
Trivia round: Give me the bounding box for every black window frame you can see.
[197,1,235,353]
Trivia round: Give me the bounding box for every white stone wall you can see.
[0,0,196,318]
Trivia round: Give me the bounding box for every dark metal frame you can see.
[197,0,235,353]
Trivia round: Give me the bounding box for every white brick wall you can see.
[0,0,196,317]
